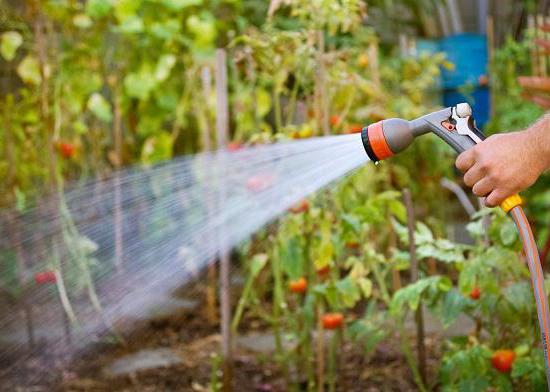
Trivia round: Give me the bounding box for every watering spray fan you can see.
[360,103,550,388]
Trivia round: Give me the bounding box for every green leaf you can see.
[255,88,271,117]
[250,253,268,277]
[114,0,141,22]
[16,55,41,85]
[1,31,22,61]
[390,276,451,315]
[186,14,217,48]
[86,0,113,18]
[124,70,156,100]
[279,237,303,279]
[141,132,174,164]
[415,222,434,244]
[149,20,181,40]
[159,0,202,10]
[336,276,361,307]
[116,16,144,34]
[155,54,177,82]
[388,199,406,222]
[357,277,372,298]
[73,13,93,29]
[499,220,517,245]
[435,289,469,327]
[87,93,113,123]
[15,187,26,212]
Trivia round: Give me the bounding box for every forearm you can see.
[525,113,550,173]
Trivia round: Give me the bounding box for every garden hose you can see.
[360,103,550,388]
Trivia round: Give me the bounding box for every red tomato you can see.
[322,313,344,330]
[330,115,341,127]
[246,174,274,193]
[491,350,516,373]
[469,286,481,300]
[345,241,360,250]
[34,270,57,285]
[289,277,307,294]
[227,142,242,152]
[289,199,309,214]
[58,142,76,159]
[316,265,330,278]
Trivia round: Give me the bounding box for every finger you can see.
[472,178,494,197]
[518,76,550,92]
[521,92,550,109]
[535,38,550,54]
[456,149,475,172]
[485,190,507,208]
[463,164,485,188]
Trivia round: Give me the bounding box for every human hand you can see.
[455,130,548,207]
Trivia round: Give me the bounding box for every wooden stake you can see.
[315,31,330,136]
[201,66,218,324]
[113,90,124,274]
[215,48,233,392]
[403,189,427,385]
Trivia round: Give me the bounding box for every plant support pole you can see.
[403,189,427,385]
[215,48,233,392]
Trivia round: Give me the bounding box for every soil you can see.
[0,282,443,392]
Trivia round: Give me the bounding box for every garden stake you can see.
[403,189,427,386]
[200,65,218,325]
[361,102,550,389]
[215,48,233,392]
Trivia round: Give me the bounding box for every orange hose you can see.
[510,206,550,388]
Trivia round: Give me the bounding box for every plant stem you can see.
[316,303,325,392]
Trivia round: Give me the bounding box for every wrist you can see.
[525,117,550,173]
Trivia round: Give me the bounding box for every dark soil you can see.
[0,282,442,392]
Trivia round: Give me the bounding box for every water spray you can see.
[361,103,550,387]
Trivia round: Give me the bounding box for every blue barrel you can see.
[440,34,488,89]
[439,34,490,128]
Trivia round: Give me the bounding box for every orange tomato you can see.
[227,142,242,152]
[346,124,363,134]
[289,277,307,294]
[491,350,516,373]
[358,53,369,67]
[289,199,309,214]
[322,313,344,330]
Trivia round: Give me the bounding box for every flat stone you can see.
[237,332,296,353]
[103,348,183,377]
[147,297,199,319]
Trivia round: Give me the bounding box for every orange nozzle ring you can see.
[368,121,394,161]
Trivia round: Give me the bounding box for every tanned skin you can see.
[456,114,550,207]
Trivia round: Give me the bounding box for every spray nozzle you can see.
[361,102,485,162]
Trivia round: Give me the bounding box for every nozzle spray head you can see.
[361,103,485,162]
[361,119,414,162]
